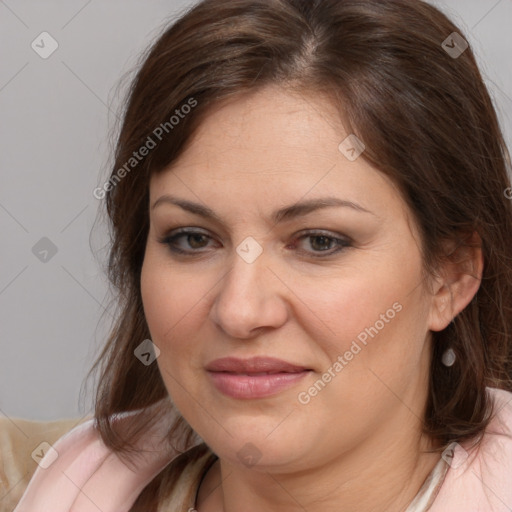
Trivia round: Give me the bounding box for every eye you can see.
[290,230,352,257]
[158,228,218,255]
[158,228,352,258]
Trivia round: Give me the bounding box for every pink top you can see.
[13,387,512,511]
[429,387,512,511]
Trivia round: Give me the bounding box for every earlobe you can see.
[428,232,483,332]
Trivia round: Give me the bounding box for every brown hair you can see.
[89,0,512,507]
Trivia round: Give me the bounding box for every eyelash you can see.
[157,228,352,258]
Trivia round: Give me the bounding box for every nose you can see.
[208,245,289,339]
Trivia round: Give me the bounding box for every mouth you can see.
[205,356,310,373]
[205,357,312,399]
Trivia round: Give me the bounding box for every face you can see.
[141,84,438,474]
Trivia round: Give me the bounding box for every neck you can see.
[197,418,441,512]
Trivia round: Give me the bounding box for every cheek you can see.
[141,265,173,340]
[140,258,197,405]
[141,249,202,339]
[304,268,408,344]
[296,264,429,432]
[309,252,427,372]
[140,250,214,387]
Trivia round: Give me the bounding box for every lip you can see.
[206,357,312,399]
[206,356,309,373]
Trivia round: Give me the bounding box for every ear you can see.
[428,231,483,332]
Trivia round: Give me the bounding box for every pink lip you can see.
[206,357,311,399]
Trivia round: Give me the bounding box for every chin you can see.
[198,423,306,471]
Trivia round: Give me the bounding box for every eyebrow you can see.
[151,194,376,224]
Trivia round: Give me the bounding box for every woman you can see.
[4,0,512,510]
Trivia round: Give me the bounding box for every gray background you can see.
[1,0,511,421]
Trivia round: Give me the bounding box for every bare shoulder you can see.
[0,415,88,511]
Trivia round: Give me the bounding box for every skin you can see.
[140,84,483,512]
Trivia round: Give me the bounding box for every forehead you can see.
[148,85,404,221]
[177,85,344,159]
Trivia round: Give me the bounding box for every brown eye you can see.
[187,233,209,249]
[159,228,217,255]
[309,235,336,252]
[292,230,352,258]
